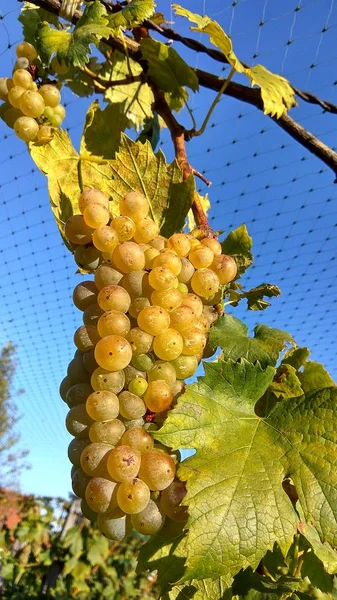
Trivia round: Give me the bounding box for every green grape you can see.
[2,107,22,129]
[79,188,109,214]
[107,445,141,482]
[123,365,146,386]
[201,237,222,255]
[148,361,176,386]
[169,306,196,333]
[153,251,182,276]
[113,242,145,273]
[117,479,150,514]
[85,477,118,513]
[151,288,182,312]
[74,325,100,352]
[148,266,176,291]
[202,340,217,359]
[118,391,146,420]
[0,77,10,101]
[86,390,119,420]
[126,328,153,356]
[128,297,150,319]
[191,268,219,298]
[189,246,214,269]
[153,329,183,361]
[95,335,132,371]
[121,271,151,299]
[134,216,159,244]
[66,403,93,438]
[53,103,66,119]
[38,84,61,107]
[120,191,149,222]
[37,125,53,143]
[59,375,73,402]
[94,264,123,290]
[97,514,131,540]
[64,215,94,245]
[19,90,45,118]
[83,204,110,229]
[181,293,203,317]
[131,353,154,372]
[13,57,30,71]
[80,442,113,477]
[138,451,175,491]
[131,499,165,534]
[83,302,104,326]
[12,69,33,89]
[111,215,136,241]
[67,356,91,385]
[144,247,160,269]
[74,245,102,271]
[144,380,173,413]
[167,233,191,257]
[178,257,195,283]
[128,376,148,397]
[83,349,98,374]
[137,306,170,336]
[182,327,206,356]
[160,480,188,521]
[177,283,188,295]
[14,116,39,141]
[16,41,37,61]
[89,418,125,445]
[68,438,90,468]
[211,254,238,284]
[49,113,63,127]
[97,285,131,313]
[171,355,198,379]
[92,226,119,253]
[50,56,69,74]
[150,236,165,251]
[66,383,93,408]
[91,367,125,394]
[71,468,91,499]
[72,280,97,310]
[97,310,130,338]
[43,105,55,122]
[80,499,97,522]
[121,427,153,453]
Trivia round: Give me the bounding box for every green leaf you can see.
[165,579,232,600]
[63,527,83,556]
[281,347,311,371]
[209,314,294,368]
[268,364,303,399]
[57,64,96,97]
[108,0,155,30]
[136,113,161,151]
[37,0,112,68]
[172,5,296,118]
[301,552,333,594]
[233,568,306,600]
[80,100,128,160]
[298,522,337,575]
[298,361,335,393]
[226,283,281,311]
[156,362,337,582]
[140,38,199,107]
[63,554,79,576]
[221,224,253,275]
[106,134,195,235]
[187,193,210,232]
[19,2,59,44]
[87,534,109,565]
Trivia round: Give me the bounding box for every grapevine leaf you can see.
[301,552,333,593]
[226,283,281,311]
[209,314,294,367]
[281,347,311,371]
[56,65,96,97]
[87,535,109,565]
[19,2,59,44]
[36,1,112,68]
[165,578,232,600]
[136,113,161,151]
[108,0,155,30]
[221,224,253,275]
[140,38,199,107]
[63,527,83,556]
[106,133,194,234]
[298,361,335,393]
[156,361,337,581]
[268,364,303,399]
[298,522,337,575]
[232,568,306,599]
[187,193,210,231]
[80,100,128,160]
[172,5,296,118]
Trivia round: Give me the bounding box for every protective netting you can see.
[0,0,336,495]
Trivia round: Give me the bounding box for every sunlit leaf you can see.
[108,0,155,31]
[221,224,253,275]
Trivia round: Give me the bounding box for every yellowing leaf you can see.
[187,193,210,231]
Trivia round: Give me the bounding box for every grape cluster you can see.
[0,42,65,143]
[60,188,237,540]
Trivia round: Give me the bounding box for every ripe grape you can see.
[85,477,118,513]
[182,327,206,356]
[80,442,113,477]
[86,390,119,420]
[153,251,182,276]
[128,297,150,319]
[12,69,33,89]
[123,365,145,386]
[107,445,141,482]
[189,245,214,269]
[131,353,154,372]
[66,404,93,438]
[74,245,102,271]
[72,468,91,499]
[121,427,153,453]
[97,310,130,338]
[59,375,73,402]
[79,189,109,214]
[16,41,37,61]
[83,302,104,326]
[91,367,125,394]
[181,293,203,317]
[72,281,98,312]
[148,362,176,386]
[3,107,22,129]
[151,288,182,312]
[121,271,151,299]
[67,356,91,384]
[64,215,94,245]
[134,217,159,243]
[122,417,145,430]
[191,268,219,297]
[111,215,136,241]
[144,247,160,269]
[89,419,125,445]
[137,306,170,336]
[66,382,93,408]
[81,500,97,522]
[171,355,198,379]
[94,335,132,371]
[53,104,66,119]
[117,478,150,514]
[120,191,149,221]
[0,77,9,101]
[14,57,30,71]
[38,84,61,107]
[68,438,90,468]
[148,266,176,291]
[74,324,100,352]
[84,204,110,229]
[153,329,183,361]
[169,306,196,333]
[131,499,165,534]
[19,90,45,118]
[113,242,145,273]
[118,391,146,420]
[160,480,188,521]
[150,236,165,251]
[127,328,153,356]
[83,349,99,374]
[92,226,119,253]
[144,380,173,412]
[167,233,191,257]
[14,116,39,141]
[8,85,26,108]
[138,450,175,491]
[97,514,131,540]
[201,237,222,255]
[178,257,195,283]
[94,264,123,290]
[97,285,131,313]
[211,254,238,284]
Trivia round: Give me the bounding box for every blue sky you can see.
[0,0,336,498]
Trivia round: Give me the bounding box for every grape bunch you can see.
[60,188,237,540]
[0,41,66,143]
